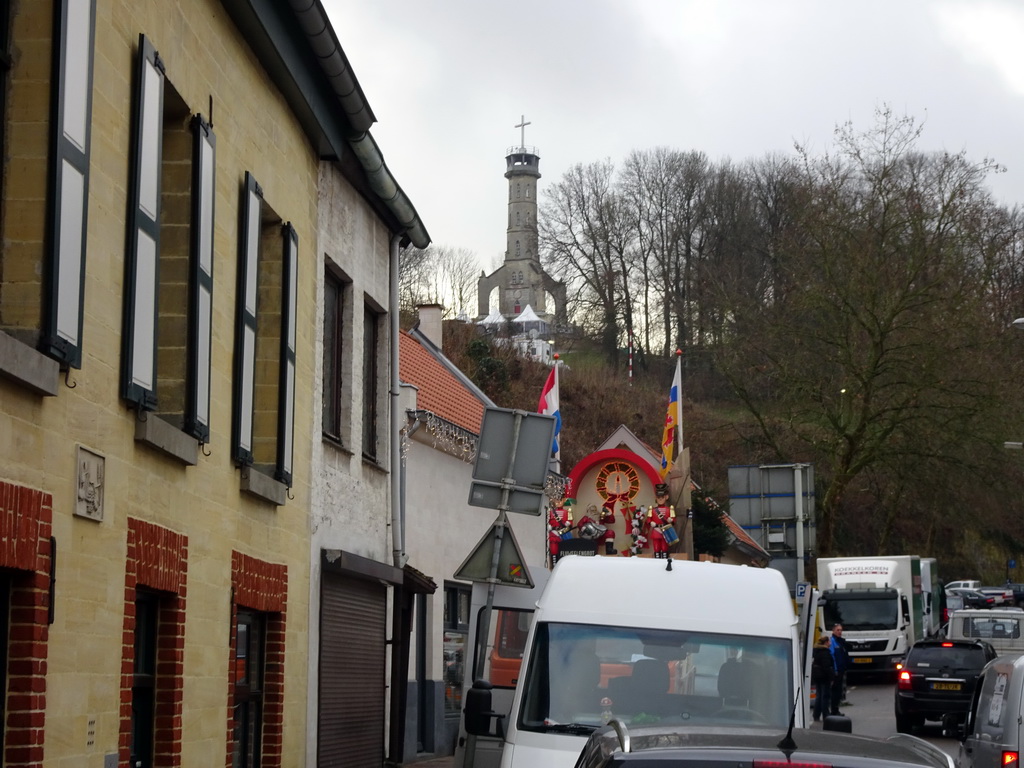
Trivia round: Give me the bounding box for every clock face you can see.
[596,461,640,501]
[514,290,522,300]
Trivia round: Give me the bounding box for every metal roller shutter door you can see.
[318,571,387,767]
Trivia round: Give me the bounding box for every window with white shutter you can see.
[233,174,297,491]
[122,35,216,449]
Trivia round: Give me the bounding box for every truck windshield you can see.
[518,622,793,733]
[822,595,899,630]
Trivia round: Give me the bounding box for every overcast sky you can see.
[321,0,1024,274]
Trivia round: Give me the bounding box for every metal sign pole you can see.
[466,414,527,768]
[472,412,523,682]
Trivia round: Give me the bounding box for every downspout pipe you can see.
[390,232,406,569]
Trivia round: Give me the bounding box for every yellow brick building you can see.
[0,1,427,766]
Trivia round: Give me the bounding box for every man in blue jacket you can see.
[829,623,850,715]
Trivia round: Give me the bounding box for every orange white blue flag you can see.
[659,354,682,479]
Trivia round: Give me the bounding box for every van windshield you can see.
[955,616,1022,641]
[518,622,793,733]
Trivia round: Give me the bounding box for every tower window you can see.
[516,183,521,199]
[516,211,520,226]
[516,241,520,257]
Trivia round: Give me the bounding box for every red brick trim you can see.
[226,551,287,768]
[120,519,188,768]
[0,481,53,768]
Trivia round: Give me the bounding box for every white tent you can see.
[476,308,505,326]
[511,304,542,324]
[511,304,547,336]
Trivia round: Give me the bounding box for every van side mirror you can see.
[464,680,505,738]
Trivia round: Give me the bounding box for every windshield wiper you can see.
[542,722,598,735]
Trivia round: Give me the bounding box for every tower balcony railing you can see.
[506,145,540,158]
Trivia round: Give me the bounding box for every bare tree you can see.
[540,160,637,365]
[710,107,1016,554]
[398,244,481,319]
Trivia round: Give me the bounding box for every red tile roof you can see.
[720,512,768,557]
[399,331,486,434]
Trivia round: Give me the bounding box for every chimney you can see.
[417,304,444,351]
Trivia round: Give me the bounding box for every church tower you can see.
[477,116,566,323]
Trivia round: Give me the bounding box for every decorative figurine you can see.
[547,496,574,566]
[647,483,677,559]
[623,505,648,556]
[576,504,610,551]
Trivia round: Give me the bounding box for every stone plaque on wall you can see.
[75,446,105,522]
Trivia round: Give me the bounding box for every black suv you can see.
[894,638,996,733]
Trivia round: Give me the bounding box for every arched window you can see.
[516,241,520,257]
[516,211,520,226]
[516,183,521,199]
[526,186,531,199]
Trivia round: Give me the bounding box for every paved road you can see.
[840,674,960,761]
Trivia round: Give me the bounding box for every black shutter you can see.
[185,114,215,442]
[43,0,97,368]
[121,34,164,409]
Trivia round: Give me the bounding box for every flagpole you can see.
[553,356,561,474]
[674,349,682,462]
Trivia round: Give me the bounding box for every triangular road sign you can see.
[454,519,534,588]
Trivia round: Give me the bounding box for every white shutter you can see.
[233,173,262,465]
[186,115,216,442]
[43,0,96,368]
[277,225,298,486]
[121,35,164,408]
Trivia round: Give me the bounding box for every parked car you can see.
[949,588,996,609]
[573,723,954,768]
[894,638,996,734]
[959,653,1024,768]
[977,587,1015,606]
[943,593,965,627]
[947,580,982,591]
[1005,582,1024,606]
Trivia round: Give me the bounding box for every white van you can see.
[458,556,805,768]
[959,654,1024,768]
[946,609,1024,654]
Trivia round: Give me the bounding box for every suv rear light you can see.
[898,670,913,690]
[1002,751,1018,768]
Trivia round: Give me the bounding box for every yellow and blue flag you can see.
[659,354,682,478]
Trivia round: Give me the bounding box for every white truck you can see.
[919,557,941,638]
[816,555,926,674]
[457,556,807,768]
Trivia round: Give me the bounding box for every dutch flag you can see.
[538,364,561,462]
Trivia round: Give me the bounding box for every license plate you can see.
[930,681,962,691]
[852,657,872,664]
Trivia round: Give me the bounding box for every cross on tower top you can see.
[515,114,531,149]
